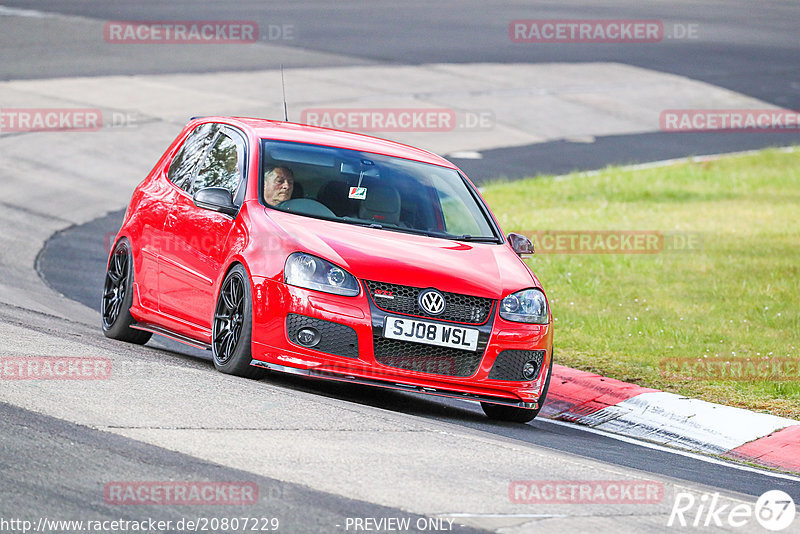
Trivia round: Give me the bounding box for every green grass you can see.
[481,148,800,419]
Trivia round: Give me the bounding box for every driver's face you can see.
[264,168,294,206]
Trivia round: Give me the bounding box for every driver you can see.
[263,166,294,206]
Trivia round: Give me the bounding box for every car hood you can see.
[266,209,537,299]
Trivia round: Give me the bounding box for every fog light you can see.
[522,359,539,380]
[296,327,321,347]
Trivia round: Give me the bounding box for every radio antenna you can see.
[280,64,288,122]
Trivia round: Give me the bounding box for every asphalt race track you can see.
[2,2,800,533]
[1,0,799,178]
[37,208,800,499]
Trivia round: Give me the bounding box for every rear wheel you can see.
[482,352,553,423]
[101,238,151,344]
[212,264,266,379]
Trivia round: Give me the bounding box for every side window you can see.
[439,190,483,236]
[190,132,242,196]
[429,173,486,236]
[167,123,220,192]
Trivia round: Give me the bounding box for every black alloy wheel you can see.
[212,264,266,379]
[101,238,151,344]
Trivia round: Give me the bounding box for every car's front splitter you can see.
[249,357,538,409]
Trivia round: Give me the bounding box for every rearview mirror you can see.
[507,232,534,256]
[193,187,238,217]
[340,160,380,179]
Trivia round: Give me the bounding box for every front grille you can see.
[373,336,483,377]
[365,280,493,324]
[488,350,546,381]
[286,314,359,358]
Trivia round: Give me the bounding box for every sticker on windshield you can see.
[349,186,367,200]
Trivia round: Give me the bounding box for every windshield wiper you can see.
[452,234,501,243]
[340,218,499,242]
[341,218,426,236]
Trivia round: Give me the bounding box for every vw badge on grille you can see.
[418,289,446,315]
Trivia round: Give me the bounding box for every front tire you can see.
[101,238,152,344]
[481,352,553,423]
[212,264,266,379]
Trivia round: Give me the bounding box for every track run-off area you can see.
[2,2,800,533]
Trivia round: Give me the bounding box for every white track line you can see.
[0,5,51,18]
[540,418,800,483]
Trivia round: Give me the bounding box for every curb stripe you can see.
[543,364,800,473]
[583,392,797,455]
[723,425,800,472]
[541,364,657,421]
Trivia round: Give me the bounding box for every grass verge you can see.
[481,147,800,419]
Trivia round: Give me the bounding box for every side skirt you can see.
[131,323,212,351]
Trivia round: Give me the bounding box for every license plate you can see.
[383,317,479,351]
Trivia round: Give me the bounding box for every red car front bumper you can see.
[249,280,553,408]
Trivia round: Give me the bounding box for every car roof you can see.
[194,116,459,169]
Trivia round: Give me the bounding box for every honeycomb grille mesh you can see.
[286,314,359,359]
[365,280,493,324]
[488,350,546,381]
[373,336,483,377]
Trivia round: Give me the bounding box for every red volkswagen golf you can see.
[102,117,553,422]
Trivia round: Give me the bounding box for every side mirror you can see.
[507,232,534,256]
[193,187,238,217]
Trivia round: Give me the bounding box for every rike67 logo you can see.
[668,490,796,531]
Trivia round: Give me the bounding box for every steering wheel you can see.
[277,198,336,218]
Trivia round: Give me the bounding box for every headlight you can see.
[499,288,549,324]
[284,253,360,296]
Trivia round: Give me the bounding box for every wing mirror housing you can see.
[193,187,238,217]
[507,232,534,256]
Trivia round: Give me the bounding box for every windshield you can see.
[260,139,499,241]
